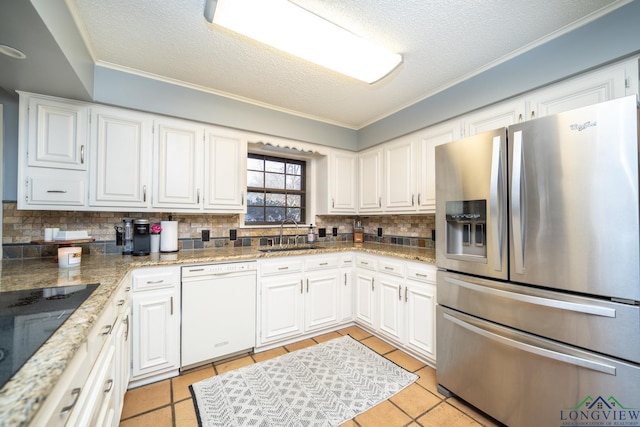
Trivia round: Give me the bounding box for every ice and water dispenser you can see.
[445,199,487,260]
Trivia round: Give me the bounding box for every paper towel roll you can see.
[160,221,178,252]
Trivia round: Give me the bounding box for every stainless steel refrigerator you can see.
[435,95,640,427]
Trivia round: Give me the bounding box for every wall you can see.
[1,202,435,259]
[0,88,18,201]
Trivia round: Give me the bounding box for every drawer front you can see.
[406,262,436,283]
[305,255,338,271]
[87,303,117,361]
[378,259,404,277]
[340,255,354,268]
[355,256,377,271]
[29,176,86,205]
[132,267,178,291]
[259,258,304,276]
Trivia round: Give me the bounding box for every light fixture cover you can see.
[0,44,26,59]
[205,0,402,84]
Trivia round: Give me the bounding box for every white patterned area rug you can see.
[189,335,418,427]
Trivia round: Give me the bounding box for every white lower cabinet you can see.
[354,256,378,329]
[258,254,343,347]
[339,254,354,323]
[130,266,181,387]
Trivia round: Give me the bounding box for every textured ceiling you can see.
[66,0,625,129]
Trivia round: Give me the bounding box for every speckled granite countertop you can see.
[0,242,435,427]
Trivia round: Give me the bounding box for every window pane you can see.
[266,193,286,206]
[246,207,264,223]
[247,157,264,171]
[286,208,301,222]
[287,194,301,207]
[286,175,301,190]
[247,171,264,187]
[265,172,285,189]
[266,207,286,222]
[265,160,284,173]
[286,163,301,175]
[247,192,264,206]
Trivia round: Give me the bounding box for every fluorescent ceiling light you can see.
[204,0,402,84]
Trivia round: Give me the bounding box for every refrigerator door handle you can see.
[443,312,617,375]
[444,276,617,318]
[511,130,525,274]
[489,135,504,271]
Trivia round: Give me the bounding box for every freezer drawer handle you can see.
[443,312,616,375]
[444,276,616,318]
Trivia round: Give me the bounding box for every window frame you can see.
[244,153,307,226]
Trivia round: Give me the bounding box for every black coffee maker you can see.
[132,219,150,256]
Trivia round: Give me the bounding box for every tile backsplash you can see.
[2,202,435,259]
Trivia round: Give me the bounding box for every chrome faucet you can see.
[280,218,298,246]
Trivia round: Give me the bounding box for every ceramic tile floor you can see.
[119,326,503,427]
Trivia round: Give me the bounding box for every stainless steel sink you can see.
[258,245,319,253]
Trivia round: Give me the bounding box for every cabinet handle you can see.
[306,278,309,293]
[379,197,382,207]
[278,266,289,270]
[531,111,535,120]
[80,145,85,164]
[398,286,402,300]
[143,185,147,202]
[384,266,394,271]
[117,299,125,306]
[102,324,112,335]
[125,287,131,292]
[146,279,165,284]
[417,193,421,206]
[300,280,303,294]
[104,379,114,393]
[170,296,174,315]
[372,278,375,291]
[412,194,415,206]
[197,189,201,204]
[124,314,129,340]
[61,388,81,414]
[361,261,368,265]
[344,273,347,286]
[415,273,428,278]
[405,287,408,302]
[46,190,67,193]
[518,113,523,123]
[241,192,244,206]
[319,262,328,266]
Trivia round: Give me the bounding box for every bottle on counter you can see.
[307,224,316,244]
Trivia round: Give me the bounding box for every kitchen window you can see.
[245,154,306,225]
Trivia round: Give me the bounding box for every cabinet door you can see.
[90,107,152,207]
[528,61,630,119]
[463,99,524,136]
[260,274,304,344]
[203,130,246,212]
[330,150,358,213]
[131,288,179,379]
[153,119,203,209]
[27,95,88,170]
[113,302,130,423]
[405,280,436,361]
[304,270,340,332]
[417,121,459,213]
[358,147,383,212]
[339,258,354,323]
[384,137,416,212]
[378,274,404,342]
[355,270,377,329]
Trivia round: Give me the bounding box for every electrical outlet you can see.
[377,227,383,237]
[318,228,326,238]
[230,229,237,241]
[332,227,338,236]
[202,230,210,241]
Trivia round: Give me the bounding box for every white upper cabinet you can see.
[203,129,247,212]
[383,136,416,212]
[89,106,152,208]
[463,98,525,136]
[26,94,88,170]
[330,149,358,213]
[152,118,204,209]
[528,59,638,119]
[358,146,384,213]
[417,121,460,213]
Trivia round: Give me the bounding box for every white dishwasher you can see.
[181,261,257,369]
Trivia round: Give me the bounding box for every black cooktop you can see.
[0,283,99,390]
